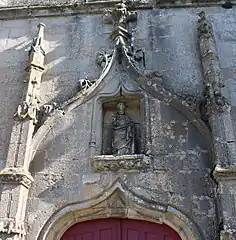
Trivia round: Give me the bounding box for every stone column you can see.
[198,12,236,239]
[0,23,46,240]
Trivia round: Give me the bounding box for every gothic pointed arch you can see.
[28,3,212,167]
[36,179,205,240]
[29,43,212,167]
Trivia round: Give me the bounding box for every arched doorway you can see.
[61,218,182,240]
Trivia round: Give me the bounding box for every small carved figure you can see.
[111,102,135,155]
[78,78,96,91]
[15,101,29,120]
[96,52,112,71]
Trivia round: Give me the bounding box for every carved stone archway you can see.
[36,180,205,240]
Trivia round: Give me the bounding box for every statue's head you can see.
[117,102,126,114]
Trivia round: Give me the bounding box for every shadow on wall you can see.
[0,20,34,163]
[28,115,85,200]
[0,14,109,165]
[39,14,112,106]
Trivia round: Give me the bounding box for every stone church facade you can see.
[0,0,236,239]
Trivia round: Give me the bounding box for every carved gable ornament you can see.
[27,4,211,170]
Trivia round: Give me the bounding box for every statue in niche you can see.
[111,102,136,155]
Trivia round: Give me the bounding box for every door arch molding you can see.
[37,179,205,240]
[36,179,205,240]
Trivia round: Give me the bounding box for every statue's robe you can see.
[112,113,135,155]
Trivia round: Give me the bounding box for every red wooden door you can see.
[121,219,180,240]
[61,219,121,240]
[61,218,181,240]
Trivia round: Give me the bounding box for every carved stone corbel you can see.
[0,168,34,188]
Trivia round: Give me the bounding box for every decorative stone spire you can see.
[198,11,228,115]
[0,23,46,240]
[28,22,46,70]
[15,23,46,124]
[198,12,236,240]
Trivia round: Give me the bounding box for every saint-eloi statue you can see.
[111,102,135,155]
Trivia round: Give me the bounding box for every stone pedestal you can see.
[92,154,151,172]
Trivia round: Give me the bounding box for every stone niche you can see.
[102,96,142,155]
[91,93,152,172]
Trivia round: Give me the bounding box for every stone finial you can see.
[30,22,46,56]
[103,2,137,26]
[198,11,212,39]
[103,2,137,43]
[15,23,47,124]
[27,22,46,71]
[103,2,139,65]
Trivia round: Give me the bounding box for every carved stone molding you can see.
[0,2,233,21]
[0,218,26,237]
[0,168,34,188]
[37,179,204,240]
[91,154,151,172]
[213,165,236,181]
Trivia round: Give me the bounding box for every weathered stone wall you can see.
[0,19,35,169]
[0,9,203,168]
[27,98,216,239]
[1,5,236,240]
